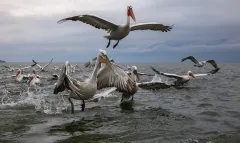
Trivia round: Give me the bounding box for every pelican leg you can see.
[81,100,85,112]
[68,98,74,114]
[113,40,119,49]
[106,39,111,48]
[131,95,134,101]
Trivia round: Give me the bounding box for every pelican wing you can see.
[58,15,118,31]
[194,73,210,77]
[161,73,183,79]
[54,63,68,94]
[2,65,10,69]
[42,58,53,69]
[181,56,199,64]
[84,57,97,68]
[207,68,220,74]
[206,60,219,69]
[32,60,42,69]
[130,23,173,32]
[20,63,37,70]
[54,61,83,95]
[97,64,136,94]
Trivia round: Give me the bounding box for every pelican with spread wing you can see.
[58,6,173,49]
[53,49,116,113]
[151,67,210,86]
[181,56,207,67]
[32,58,53,72]
[97,62,139,102]
[2,64,35,72]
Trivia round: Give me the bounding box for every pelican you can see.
[151,67,210,86]
[28,70,41,86]
[57,6,173,48]
[15,70,31,82]
[32,58,53,72]
[97,62,139,102]
[181,56,206,67]
[206,60,220,74]
[53,49,116,113]
[14,64,37,82]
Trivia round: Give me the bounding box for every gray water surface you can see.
[0,63,239,143]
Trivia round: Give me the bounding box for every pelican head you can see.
[127,5,136,22]
[98,49,117,75]
[65,61,71,74]
[16,70,21,77]
[131,66,139,82]
[187,71,195,78]
[132,66,137,71]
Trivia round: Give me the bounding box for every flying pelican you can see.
[32,58,53,72]
[206,60,220,74]
[53,49,116,113]
[151,67,210,86]
[57,5,173,48]
[181,56,207,67]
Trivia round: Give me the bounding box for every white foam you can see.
[0,88,67,115]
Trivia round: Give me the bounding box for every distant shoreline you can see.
[0,60,6,63]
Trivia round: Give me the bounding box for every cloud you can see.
[0,0,239,62]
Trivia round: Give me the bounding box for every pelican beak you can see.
[100,55,117,75]
[189,73,195,78]
[130,9,136,22]
[128,6,136,22]
[133,70,140,82]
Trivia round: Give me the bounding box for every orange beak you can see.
[99,56,106,63]
[16,71,21,77]
[189,73,195,78]
[128,7,136,22]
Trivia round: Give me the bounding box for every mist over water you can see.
[0,63,239,143]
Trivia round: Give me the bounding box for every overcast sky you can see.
[0,0,239,63]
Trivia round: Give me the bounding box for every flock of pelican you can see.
[0,6,220,113]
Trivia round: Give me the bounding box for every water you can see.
[0,63,239,143]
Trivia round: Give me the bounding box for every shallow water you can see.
[0,62,239,143]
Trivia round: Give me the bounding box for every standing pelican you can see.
[181,56,206,67]
[53,49,116,113]
[57,6,173,48]
[32,58,53,72]
[97,62,139,102]
[151,67,210,86]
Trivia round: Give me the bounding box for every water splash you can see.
[0,87,66,115]
[90,87,117,102]
[151,74,163,82]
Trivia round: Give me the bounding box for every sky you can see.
[0,0,239,63]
